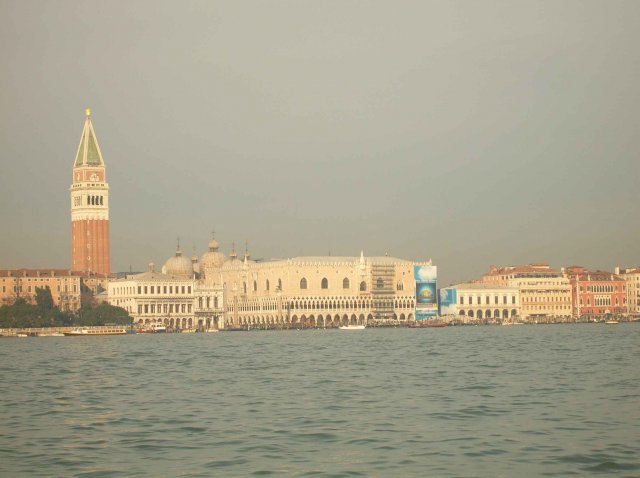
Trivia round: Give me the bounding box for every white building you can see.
[453,282,520,321]
[618,267,640,315]
[107,263,223,330]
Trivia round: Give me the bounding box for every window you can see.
[253,281,257,292]
[266,280,270,291]
[278,278,282,291]
[397,281,403,291]
[300,278,307,289]
[376,278,384,289]
[360,281,367,292]
[321,278,328,289]
[343,278,350,289]
[460,296,464,305]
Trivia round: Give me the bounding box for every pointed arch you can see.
[321,278,328,289]
[300,278,307,289]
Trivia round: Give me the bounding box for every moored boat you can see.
[63,327,128,336]
[339,325,365,330]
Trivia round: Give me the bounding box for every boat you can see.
[63,327,128,336]
[151,324,167,333]
[410,322,448,328]
[339,325,365,330]
[605,320,619,325]
[38,332,65,337]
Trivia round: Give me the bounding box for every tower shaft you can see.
[70,109,110,275]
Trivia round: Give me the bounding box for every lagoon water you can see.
[1,324,639,477]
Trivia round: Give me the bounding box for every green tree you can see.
[76,303,133,326]
[35,286,54,310]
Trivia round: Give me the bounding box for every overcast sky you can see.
[1,0,638,285]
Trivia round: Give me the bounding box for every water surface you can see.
[1,324,638,477]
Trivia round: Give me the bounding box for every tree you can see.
[35,286,54,310]
[76,303,133,326]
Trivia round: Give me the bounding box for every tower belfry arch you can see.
[70,108,110,275]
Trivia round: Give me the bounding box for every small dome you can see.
[208,238,219,251]
[201,250,226,277]
[163,247,194,278]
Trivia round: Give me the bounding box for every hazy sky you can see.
[1,0,638,285]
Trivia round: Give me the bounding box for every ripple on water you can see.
[0,325,639,477]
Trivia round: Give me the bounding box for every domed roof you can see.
[201,250,226,272]
[163,247,194,278]
[199,235,225,280]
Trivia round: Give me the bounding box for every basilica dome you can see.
[200,238,226,279]
[162,247,194,278]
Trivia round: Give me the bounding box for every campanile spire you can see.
[70,108,110,275]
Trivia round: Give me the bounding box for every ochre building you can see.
[482,264,572,319]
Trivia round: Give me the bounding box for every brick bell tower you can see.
[70,108,110,275]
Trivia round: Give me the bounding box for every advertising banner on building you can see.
[439,288,457,316]
[414,265,438,320]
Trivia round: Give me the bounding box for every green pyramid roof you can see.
[74,109,104,167]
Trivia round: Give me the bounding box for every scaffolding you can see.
[370,262,396,321]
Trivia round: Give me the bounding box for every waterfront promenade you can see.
[2,315,637,336]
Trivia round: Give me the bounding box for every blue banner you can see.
[414,265,438,320]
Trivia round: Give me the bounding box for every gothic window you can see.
[397,281,403,291]
[321,278,328,289]
[360,281,367,292]
[300,278,307,289]
[253,281,257,292]
[377,279,384,289]
[266,279,270,291]
[343,278,350,289]
[278,278,282,291]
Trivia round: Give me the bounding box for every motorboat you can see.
[339,325,365,330]
[63,327,128,336]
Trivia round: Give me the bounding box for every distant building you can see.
[565,266,627,318]
[482,264,572,319]
[450,282,520,321]
[70,108,110,275]
[617,267,640,315]
[0,269,108,312]
[197,246,426,328]
[107,263,223,330]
